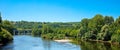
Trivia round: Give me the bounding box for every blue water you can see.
[0,35,81,50]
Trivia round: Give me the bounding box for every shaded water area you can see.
[0,35,120,50]
[72,40,120,50]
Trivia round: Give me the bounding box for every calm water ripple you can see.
[0,35,80,50]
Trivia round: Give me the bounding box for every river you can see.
[0,35,120,50]
[0,35,80,50]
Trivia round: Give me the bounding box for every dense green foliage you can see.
[13,21,42,29]
[35,22,80,39]
[0,12,2,32]
[14,21,80,39]
[0,13,13,45]
[2,20,16,35]
[0,28,13,41]
[13,14,120,44]
[79,14,120,44]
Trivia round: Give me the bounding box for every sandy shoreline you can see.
[54,39,72,43]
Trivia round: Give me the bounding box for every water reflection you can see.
[42,39,51,50]
[72,40,120,50]
[1,35,120,50]
[0,42,14,50]
[0,35,80,50]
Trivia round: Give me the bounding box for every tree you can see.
[81,18,90,27]
[87,14,104,40]
[70,29,79,38]
[0,28,13,44]
[42,22,48,34]
[111,16,120,43]
[32,28,42,36]
[2,20,15,35]
[98,24,111,41]
[0,12,14,45]
[0,12,2,31]
[111,29,120,43]
[88,14,104,32]
[79,26,87,38]
[115,16,120,26]
[104,16,114,25]
[0,12,2,23]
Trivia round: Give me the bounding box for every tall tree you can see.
[0,12,2,31]
[81,18,90,27]
[0,12,2,23]
[87,14,104,40]
[104,16,114,25]
[115,16,120,26]
[88,14,104,34]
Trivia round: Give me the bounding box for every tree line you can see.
[13,14,120,44]
[1,13,120,45]
[79,14,120,44]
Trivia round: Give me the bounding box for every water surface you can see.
[0,35,80,50]
[1,35,120,50]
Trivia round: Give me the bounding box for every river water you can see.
[0,35,80,50]
[0,35,120,50]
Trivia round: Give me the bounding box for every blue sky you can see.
[0,0,120,22]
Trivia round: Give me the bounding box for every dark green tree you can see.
[87,14,104,40]
[104,16,114,25]
[0,12,2,31]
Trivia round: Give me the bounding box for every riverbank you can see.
[54,39,72,43]
[0,39,13,46]
[82,39,120,46]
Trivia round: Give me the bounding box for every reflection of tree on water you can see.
[42,39,51,50]
[79,41,120,50]
[0,42,14,50]
[103,42,111,50]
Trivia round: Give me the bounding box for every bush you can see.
[111,29,120,43]
[0,28,13,40]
